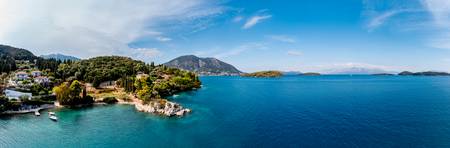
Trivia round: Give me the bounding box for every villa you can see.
[15,72,29,80]
[31,71,42,77]
[136,72,149,79]
[34,76,50,85]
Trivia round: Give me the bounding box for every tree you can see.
[53,80,93,106]
[0,96,9,113]
[69,80,82,99]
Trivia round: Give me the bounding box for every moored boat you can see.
[34,111,40,116]
[49,115,58,121]
[48,112,57,121]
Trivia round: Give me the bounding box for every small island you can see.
[241,71,283,78]
[398,71,450,76]
[300,72,321,76]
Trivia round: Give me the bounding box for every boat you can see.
[48,112,57,121]
[34,111,40,116]
[49,115,58,121]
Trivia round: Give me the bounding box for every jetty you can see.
[4,104,55,115]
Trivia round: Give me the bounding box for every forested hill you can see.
[164,55,242,76]
[0,44,37,73]
[0,44,37,60]
[57,56,147,86]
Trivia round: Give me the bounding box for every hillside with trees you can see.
[54,56,201,104]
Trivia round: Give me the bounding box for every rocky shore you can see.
[135,100,191,117]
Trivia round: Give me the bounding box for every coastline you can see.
[3,104,55,115]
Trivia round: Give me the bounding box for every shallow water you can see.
[2,76,450,147]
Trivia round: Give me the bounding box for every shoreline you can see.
[3,104,55,115]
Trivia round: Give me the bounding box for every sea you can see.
[1,75,450,148]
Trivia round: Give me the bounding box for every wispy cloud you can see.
[233,16,244,22]
[364,0,450,49]
[422,0,450,49]
[0,0,224,60]
[132,48,162,61]
[155,36,172,42]
[267,35,296,43]
[367,10,403,30]
[242,14,272,29]
[287,50,302,56]
[214,43,267,58]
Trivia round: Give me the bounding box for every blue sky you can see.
[0,0,449,72]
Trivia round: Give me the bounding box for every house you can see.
[136,73,149,79]
[31,71,42,77]
[34,76,50,84]
[15,72,29,80]
[4,89,32,100]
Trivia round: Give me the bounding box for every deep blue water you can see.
[2,76,450,148]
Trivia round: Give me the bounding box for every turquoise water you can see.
[2,76,450,147]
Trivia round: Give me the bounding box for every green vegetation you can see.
[241,71,283,78]
[0,96,9,113]
[53,80,93,106]
[54,56,201,103]
[57,56,152,87]
[102,97,118,104]
[118,66,201,103]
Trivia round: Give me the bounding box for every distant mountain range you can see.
[40,53,80,61]
[164,55,242,76]
[322,67,396,75]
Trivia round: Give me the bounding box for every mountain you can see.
[0,44,37,60]
[323,67,396,75]
[40,53,80,61]
[164,55,242,76]
[0,44,38,73]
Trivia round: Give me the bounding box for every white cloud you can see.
[156,36,172,42]
[421,0,450,49]
[132,48,162,61]
[233,16,244,22]
[242,15,272,29]
[367,10,402,30]
[287,50,302,56]
[214,43,267,58]
[267,35,296,43]
[0,0,224,61]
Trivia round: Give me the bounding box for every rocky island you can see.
[300,72,321,76]
[398,71,450,76]
[241,71,283,78]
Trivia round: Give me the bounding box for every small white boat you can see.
[49,115,58,121]
[34,111,40,116]
[48,112,55,116]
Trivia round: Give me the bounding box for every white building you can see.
[34,76,50,84]
[15,72,29,80]
[4,89,32,100]
[31,71,42,77]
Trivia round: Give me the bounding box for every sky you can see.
[0,0,449,73]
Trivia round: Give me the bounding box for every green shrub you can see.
[102,97,118,104]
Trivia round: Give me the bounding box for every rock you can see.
[134,99,190,117]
